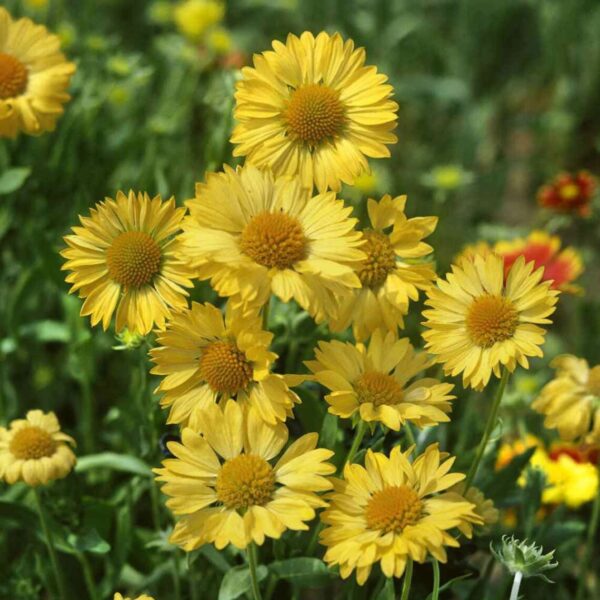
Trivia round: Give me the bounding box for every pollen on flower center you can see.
[365,485,422,533]
[9,426,56,460]
[240,212,307,269]
[284,83,345,146]
[216,454,276,510]
[0,52,28,99]
[354,371,404,406]
[357,230,396,288]
[199,341,253,394]
[466,295,519,348]
[106,231,162,288]
[559,183,580,201]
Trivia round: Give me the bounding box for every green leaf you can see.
[319,413,339,450]
[67,528,111,554]
[20,320,71,343]
[75,453,152,477]
[218,565,268,600]
[0,499,37,526]
[198,544,232,573]
[269,557,331,587]
[0,167,31,195]
[481,446,535,501]
[424,573,473,599]
[376,577,395,599]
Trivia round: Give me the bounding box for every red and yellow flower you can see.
[537,171,595,216]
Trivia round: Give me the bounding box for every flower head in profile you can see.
[179,165,365,323]
[422,254,558,390]
[330,194,437,340]
[0,7,76,138]
[320,444,482,585]
[155,401,335,551]
[61,191,194,335]
[537,171,595,216]
[532,354,600,445]
[150,301,300,427]
[306,330,454,431]
[0,410,75,486]
[231,31,398,193]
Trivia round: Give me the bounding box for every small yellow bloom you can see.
[422,165,473,191]
[24,0,48,10]
[207,28,232,54]
[148,1,174,25]
[114,594,155,600]
[0,410,76,486]
[174,0,224,42]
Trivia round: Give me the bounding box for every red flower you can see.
[537,171,596,216]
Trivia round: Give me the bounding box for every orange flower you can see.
[537,171,595,216]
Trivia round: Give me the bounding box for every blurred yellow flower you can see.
[114,594,155,600]
[0,410,76,486]
[454,241,494,265]
[422,165,474,191]
[174,0,224,42]
[353,169,378,195]
[56,22,77,50]
[0,7,75,138]
[207,28,232,54]
[155,401,335,551]
[24,0,48,10]
[148,1,174,25]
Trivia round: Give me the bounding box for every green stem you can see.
[344,420,367,467]
[33,488,68,600]
[509,571,523,600]
[76,551,97,600]
[464,369,510,489]
[247,542,263,600]
[404,422,417,448]
[172,554,182,600]
[431,559,440,600]
[400,559,413,600]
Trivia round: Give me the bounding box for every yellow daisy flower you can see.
[306,330,454,430]
[179,165,365,322]
[0,7,75,138]
[329,194,437,340]
[154,401,335,551]
[231,31,398,193]
[61,191,194,335]
[0,410,75,486]
[422,254,559,390]
[532,354,600,444]
[150,301,300,427]
[114,594,155,600]
[320,444,482,585]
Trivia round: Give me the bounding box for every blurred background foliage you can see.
[1,0,600,598]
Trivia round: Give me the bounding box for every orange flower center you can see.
[466,295,519,348]
[365,485,422,533]
[10,426,56,460]
[216,454,276,509]
[106,231,162,288]
[354,371,404,406]
[284,83,345,146]
[199,341,253,394]
[0,52,28,99]
[357,230,396,288]
[559,183,580,201]
[240,212,307,269]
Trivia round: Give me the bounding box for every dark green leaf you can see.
[376,577,395,599]
[269,557,331,587]
[425,573,473,599]
[218,565,268,600]
[67,528,111,554]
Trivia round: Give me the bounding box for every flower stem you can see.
[431,559,440,600]
[247,542,263,600]
[400,559,413,600]
[76,551,97,600]
[33,488,68,600]
[509,571,523,600]
[404,422,417,448]
[464,369,510,489]
[344,420,367,467]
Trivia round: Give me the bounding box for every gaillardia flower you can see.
[306,330,454,430]
[320,444,482,585]
[422,254,559,390]
[330,194,437,340]
[0,7,75,138]
[61,191,194,335]
[114,594,155,600]
[0,410,75,486]
[155,401,335,551]
[537,171,595,216]
[150,302,300,427]
[179,165,365,322]
[532,354,600,445]
[231,31,398,193]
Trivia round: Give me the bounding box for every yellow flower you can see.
[231,31,398,193]
[150,301,300,427]
[532,355,600,444]
[61,191,194,335]
[154,401,335,551]
[24,0,48,10]
[422,254,559,390]
[179,165,365,323]
[422,165,473,191]
[306,330,454,430]
[173,0,224,42]
[329,194,437,340]
[207,28,232,54]
[353,169,378,195]
[450,482,499,527]
[320,444,482,585]
[0,410,75,486]
[114,594,155,600]
[0,7,75,138]
[454,241,494,266]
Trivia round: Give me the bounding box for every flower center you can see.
[559,183,580,201]
[0,52,28,99]
[365,485,422,533]
[466,295,519,348]
[199,341,253,394]
[354,371,404,406]
[357,230,396,289]
[9,426,56,460]
[284,83,345,146]
[106,231,162,288]
[587,366,600,398]
[216,454,276,510]
[240,212,307,269]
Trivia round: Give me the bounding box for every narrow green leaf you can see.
[269,557,331,587]
[424,573,472,599]
[75,453,152,477]
[67,528,111,554]
[376,577,395,599]
[0,167,31,195]
[218,565,268,600]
